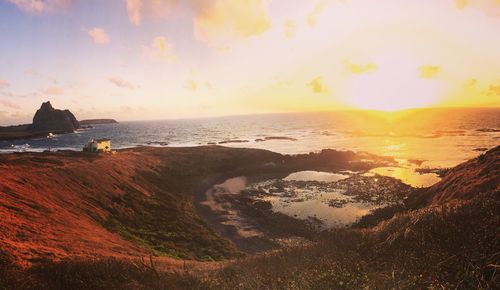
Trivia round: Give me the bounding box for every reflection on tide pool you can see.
[249,171,414,229]
[261,191,379,229]
[274,171,376,228]
[283,171,350,182]
[368,166,441,187]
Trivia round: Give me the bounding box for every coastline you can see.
[0,126,74,141]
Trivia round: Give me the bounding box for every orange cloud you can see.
[307,0,328,26]
[0,80,8,89]
[126,0,142,25]
[192,0,271,42]
[466,79,478,87]
[125,0,178,26]
[185,79,214,91]
[454,0,500,17]
[6,0,71,14]
[107,76,134,89]
[455,0,469,9]
[45,87,64,95]
[124,0,271,43]
[143,36,176,62]
[419,65,441,78]
[0,100,20,110]
[345,61,378,74]
[487,84,500,96]
[284,20,296,38]
[308,76,329,93]
[185,80,198,91]
[87,27,110,44]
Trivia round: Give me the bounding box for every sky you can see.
[0,0,499,124]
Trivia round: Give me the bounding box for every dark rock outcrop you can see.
[28,101,80,132]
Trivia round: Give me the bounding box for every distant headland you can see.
[79,119,118,126]
[0,101,118,141]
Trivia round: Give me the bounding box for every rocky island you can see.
[29,101,80,132]
[0,101,114,141]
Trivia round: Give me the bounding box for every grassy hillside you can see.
[0,146,285,265]
[2,193,497,289]
[1,146,497,289]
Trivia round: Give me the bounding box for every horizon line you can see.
[118,105,500,123]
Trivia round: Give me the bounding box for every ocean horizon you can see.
[2,108,498,169]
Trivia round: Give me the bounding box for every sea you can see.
[1,108,498,176]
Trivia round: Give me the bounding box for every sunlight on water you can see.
[283,171,350,182]
[1,109,498,172]
[261,184,382,229]
[264,194,376,229]
[368,167,441,187]
[250,172,413,229]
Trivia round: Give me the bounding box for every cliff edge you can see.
[406,145,499,208]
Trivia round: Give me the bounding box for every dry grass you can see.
[198,193,499,289]
[2,194,497,289]
[1,146,498,289]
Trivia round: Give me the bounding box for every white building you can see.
[83,138,111,153]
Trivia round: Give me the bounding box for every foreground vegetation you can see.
[1,193,497,289]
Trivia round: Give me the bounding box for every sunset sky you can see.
[0,0,499,124]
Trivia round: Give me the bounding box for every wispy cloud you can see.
[125,0,177,26]
[307,0,328,26]
[125,0,271,44]
[419,65,441,78]
[184,79,213,91]
[487,84,500,96]
[24,69,58,84]
[192,0,272,42]
[44,87,64,95]
[455,0,469,9]
[107,76,134,89]
[0,80,8,89]
[126,0,142,25]
[0,99,20,109]
[6,0,71,14]
[185,79,198,91]
[345,61,378,74]
[143,36,176,62]
[454,0,500,17]
[87,27,110,44]
[308,76,329,93]
[283,20,296,38]
[465,79,478,87]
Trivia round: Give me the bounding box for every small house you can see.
[83,138,111,153]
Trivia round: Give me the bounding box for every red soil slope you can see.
[0,150,160,266]
[0,146,289,267]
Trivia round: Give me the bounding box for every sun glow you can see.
[342,56,443,111]
[0,0,499,122]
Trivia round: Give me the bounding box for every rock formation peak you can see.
[29,101,80,132]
